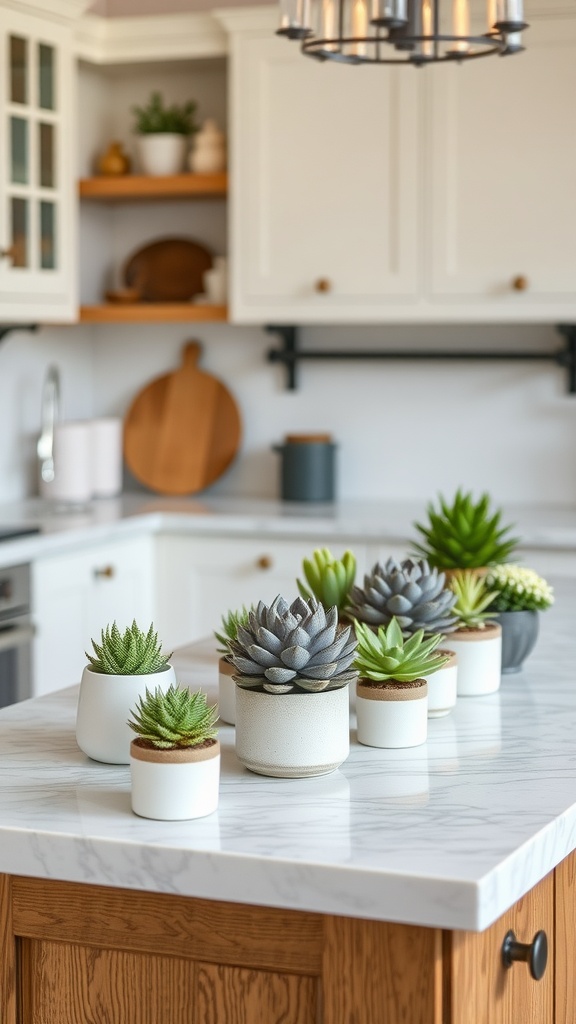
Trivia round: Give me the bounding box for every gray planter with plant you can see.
[485,565,554,673]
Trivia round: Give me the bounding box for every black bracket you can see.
[266,323,576,393]
[0,323,38,345]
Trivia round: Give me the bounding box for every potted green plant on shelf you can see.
[353,618,449,748]
[444,570,502,696]
[132,90,198,176]
[76,621,174,765]
[411,489,519,573]
[214,604,252,725]
[296,547,357,618]
[229,594,357,778]
[128,683,219,820]
[484,564,554,674]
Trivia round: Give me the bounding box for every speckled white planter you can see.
[76,664,176,765]
[137,133,186,175]
[446,624,502,697]
[235,686,350,778]
[218,657,236,725]
[130,739,220,820]
[425,651,458,718]
[356,679,428,749]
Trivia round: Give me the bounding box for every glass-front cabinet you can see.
[0,2,81,322]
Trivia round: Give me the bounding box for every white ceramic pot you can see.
[76,664,176,765]
[425,650,458,718]
[137,133,186,175]
[218,656,236,725]
[446,623,502,696]
[356,679,428,749]
[130,738,220,820]
[235,685,350,778]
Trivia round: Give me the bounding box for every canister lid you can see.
[284,433,332,444]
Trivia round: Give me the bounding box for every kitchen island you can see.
[1,579,576,1022]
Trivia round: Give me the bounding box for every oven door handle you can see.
[0,623,34,653]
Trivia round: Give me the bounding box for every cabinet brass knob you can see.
[0,246,16,262]
[93,565,115,579]
[256,555,273,570]
[501,929,548,981]
[512,275,529,292]
[314,278,332,294]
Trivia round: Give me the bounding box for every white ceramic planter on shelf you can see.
[446,623,502,697]
[356,679,428,749]
[76,664,176,765]
[137,133,186,175]
[425,650,458,718]
[235,685,350,778]
[130,739,220,820]
[218,656,236,725]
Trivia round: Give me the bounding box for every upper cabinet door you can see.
[427,17,576,314]
[228,23,420,324]
[0,5,77,322]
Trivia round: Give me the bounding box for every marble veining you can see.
[2,584,576,931]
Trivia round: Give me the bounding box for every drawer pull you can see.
[93,565,115,579]
[512,274,529,292]
[256,555,273,570]
[314,278,332,293]
[501,928,548,981]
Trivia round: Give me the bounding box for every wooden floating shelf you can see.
[79,172,228,201]
[79,304,228,324]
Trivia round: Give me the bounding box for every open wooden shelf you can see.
[79,303,228,323]
[79,172,228,201]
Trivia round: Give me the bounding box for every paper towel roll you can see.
[91,418,123,498]
[41,421,92,504]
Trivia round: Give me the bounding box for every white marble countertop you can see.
[1,577,576,932]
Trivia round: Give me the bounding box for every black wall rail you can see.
[0,324,38,345]
[266,323,576,393]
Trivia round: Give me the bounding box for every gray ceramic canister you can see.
[273,433,337,502]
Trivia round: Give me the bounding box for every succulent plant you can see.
[214,605,253,657]
[128,684,218,749]
[411,490,519,570]
[353,618,450,683]
[86,621,172,675]
[297,548,356,614]
[228,594,358,694]
[448,570,499,630]
[132,91,198,135]
[485,565,554,612]
[347,557,457,634]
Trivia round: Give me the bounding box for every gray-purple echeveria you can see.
[348,557,458,634]
[228,594,358,694]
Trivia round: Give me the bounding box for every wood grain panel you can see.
[0,875,17,1024]
[555,850,575,1024]
[322,915,442,1024]
[12,878,323,975]
[448,870,554,1024]
[197,963,318,1024]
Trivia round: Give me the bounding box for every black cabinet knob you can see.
[501,928,548,981]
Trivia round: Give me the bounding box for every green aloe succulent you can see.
[86,621,172,675]
[214,605,253,657]
[448,570,499,630]
[412,489,519,570]
[128,684,218,749]
[353,618,450,683]
[297,548,356,613]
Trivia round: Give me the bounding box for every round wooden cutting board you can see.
[123,341,242,495]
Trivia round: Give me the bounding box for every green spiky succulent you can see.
[128,684,218,749]
[348,557,457,634]
[86,621,172,675]
[448,570,499,630]
[214,605,253,657]
[412,490,519,570]
[485,564,554,612]
[297,548,356,614]
[353,618,450,683]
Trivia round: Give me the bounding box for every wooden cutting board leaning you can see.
[123,341,242,495]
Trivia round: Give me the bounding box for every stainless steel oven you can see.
[0,563,34,708]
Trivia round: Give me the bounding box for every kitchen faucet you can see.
[37,365,60,484]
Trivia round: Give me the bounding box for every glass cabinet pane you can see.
[39,123,55,188]
[9,36,27,105]
[11,199,28,267]
[10,117,28,184]
[38,44,55,111]
[40,202,56,270]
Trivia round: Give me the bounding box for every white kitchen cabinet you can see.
[32,533,154,696]
[0,0,86,323]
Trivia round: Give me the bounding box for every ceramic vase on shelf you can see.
[137,133,187,176]
[203,257,228,305]
[97,141,131,176]
[188,119,226,174]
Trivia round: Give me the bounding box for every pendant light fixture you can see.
[277,0,528,65]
